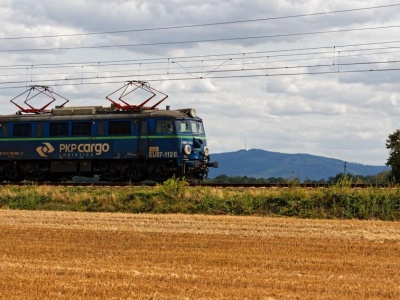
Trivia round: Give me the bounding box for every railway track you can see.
[0,181,391,188]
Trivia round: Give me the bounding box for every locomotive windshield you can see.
[176,120,204,135]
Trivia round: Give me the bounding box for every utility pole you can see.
[344,161,347,175]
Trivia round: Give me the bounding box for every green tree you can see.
[386,130,400,182]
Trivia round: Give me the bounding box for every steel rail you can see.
[0,181,392,188]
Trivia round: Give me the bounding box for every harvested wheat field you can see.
[0,210,399,299]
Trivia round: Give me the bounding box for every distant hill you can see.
[208,149,389,180]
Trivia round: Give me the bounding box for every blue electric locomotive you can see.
[0,82,218,182]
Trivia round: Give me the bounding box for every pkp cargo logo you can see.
[36,142,55,157]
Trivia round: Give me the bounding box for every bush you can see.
[0,183,399,220]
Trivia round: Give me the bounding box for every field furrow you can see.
[0,210,399,299]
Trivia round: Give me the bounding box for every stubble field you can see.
[0,209,399,299]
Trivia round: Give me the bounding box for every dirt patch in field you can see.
[1,210,399,299]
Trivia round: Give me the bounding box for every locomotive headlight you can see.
[179,108,196,118]
[202,147,210,156]
[183,145,192,155]
[189,108,196,118]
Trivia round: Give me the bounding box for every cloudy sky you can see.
[1,0,400,166]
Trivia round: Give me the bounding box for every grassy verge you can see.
[0,178,399,220]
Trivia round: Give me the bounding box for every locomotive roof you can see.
[0,106,202,122]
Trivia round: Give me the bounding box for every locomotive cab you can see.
[175,117,218,178]
[143,108,218,180]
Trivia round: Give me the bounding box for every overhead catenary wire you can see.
[1,40,400,90]
[1,39,400,72]
[1,58,399,89]
[1,34,400,91]
[1,3,400,92]
[2,46,399,79]
[2,66,400,91]
[0,3,398,41]
[2,24,400,53]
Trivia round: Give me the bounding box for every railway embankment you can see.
[0,177,399,220]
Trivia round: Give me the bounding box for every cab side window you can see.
[176,120,191,133]
[156,120,173,134]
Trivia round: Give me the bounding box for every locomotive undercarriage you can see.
[0,159,206,182]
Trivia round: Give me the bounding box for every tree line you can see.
[207,171,391,185]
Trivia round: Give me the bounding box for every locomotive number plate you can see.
[149,151,178,158]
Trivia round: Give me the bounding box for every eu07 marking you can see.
[149,151,178,158]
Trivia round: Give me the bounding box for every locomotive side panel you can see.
[0,107,218,182]
[0,118,141,161]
